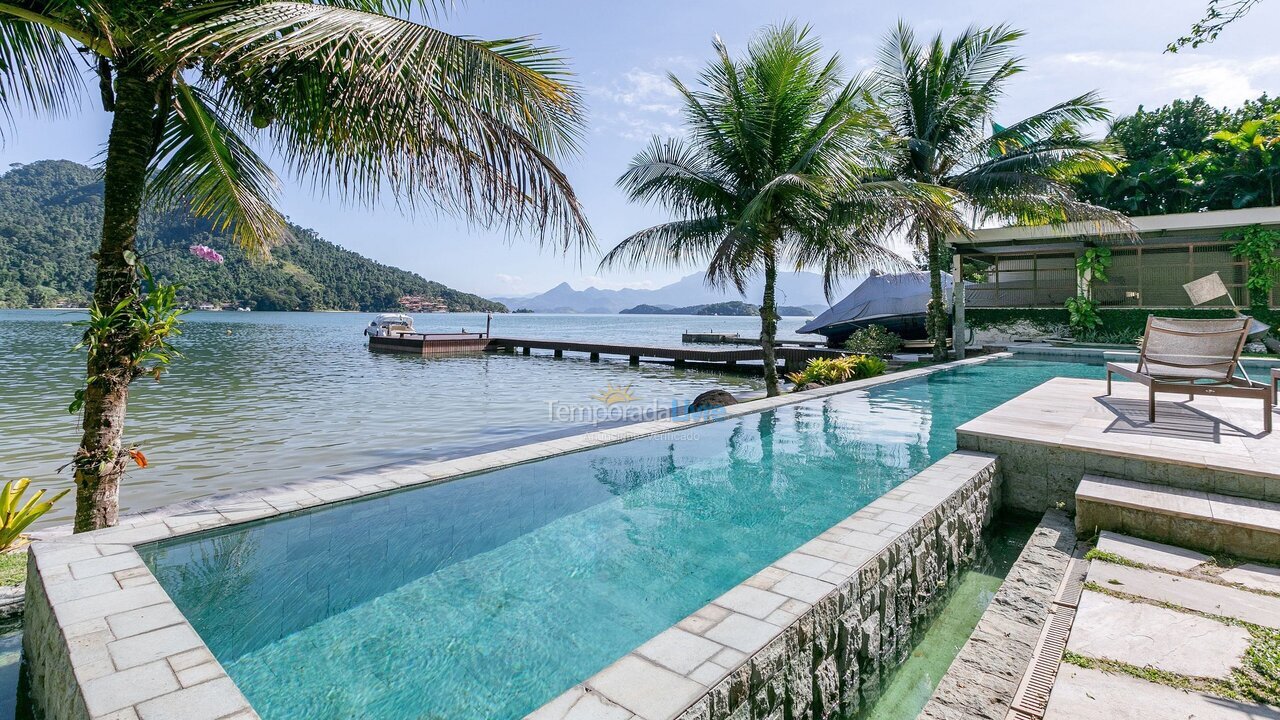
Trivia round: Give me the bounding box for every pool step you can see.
[1075,475,1280,563]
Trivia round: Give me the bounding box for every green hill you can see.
[0,160,504,312]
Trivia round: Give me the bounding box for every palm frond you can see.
[0,15,82,130]
[149,81,288,254]
[598,217,729,272]
[169,1,592,251]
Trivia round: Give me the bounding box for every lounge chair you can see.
[1273,367,1279,404]
[1106,316,1271,433]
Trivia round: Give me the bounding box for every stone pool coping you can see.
[23,351,1012,720]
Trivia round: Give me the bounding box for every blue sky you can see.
[4,0,1280,298]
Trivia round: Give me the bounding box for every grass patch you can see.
[1082,581,1280,704]
[1084,548,1146,568]
[0,550,26,587]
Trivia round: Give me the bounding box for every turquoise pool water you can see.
[141,358,1105,720]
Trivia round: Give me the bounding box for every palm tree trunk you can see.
[926,228,947,362]
[73,63,158,533]
[760,253,781,397]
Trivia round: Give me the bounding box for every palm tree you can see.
[603,23,943,397]
[874,22,1124,360]
[0,1,591,531]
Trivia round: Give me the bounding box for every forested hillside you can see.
[0,160,503,312]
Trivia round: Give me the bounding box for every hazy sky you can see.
[4,0,1279,298]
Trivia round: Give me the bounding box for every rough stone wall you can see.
[957,432,1275,514]
[21,550,91,720]
[919,510,1076,720]
[676,459,999,720]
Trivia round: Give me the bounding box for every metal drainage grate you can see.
[1010,605,1076,719]
[1053,556,1089,609]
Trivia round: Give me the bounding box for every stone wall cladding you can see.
[957,432,1278,514]
[529,451,1001,720]
[919,509,1076,720]
[22,353,1011,720]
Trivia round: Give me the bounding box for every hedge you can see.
[967,307,1280,338]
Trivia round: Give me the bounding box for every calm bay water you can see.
[0,310,808,527]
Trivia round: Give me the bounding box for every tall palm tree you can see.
[874,22,1124,360]
[604,23,946,396]
[0,1,591,531]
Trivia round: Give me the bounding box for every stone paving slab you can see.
[1221,564,1280,594]
[1088,561,1280,628]
[1067,590,1250,679]
[1095,531,1211,572]
[1044,665,1280,720]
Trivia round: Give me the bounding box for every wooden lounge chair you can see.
[1273,367,1279,404]
[1106,316,1271,433]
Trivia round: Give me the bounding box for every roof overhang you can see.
[949,207,1280,251]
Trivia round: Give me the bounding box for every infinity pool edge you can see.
[23,353,1011,720]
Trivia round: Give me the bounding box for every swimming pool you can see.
[139,358,1105,719]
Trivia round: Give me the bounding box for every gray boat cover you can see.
[798,271,954,335]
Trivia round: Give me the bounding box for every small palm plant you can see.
[0,479,69,551]
[605,23,948,396]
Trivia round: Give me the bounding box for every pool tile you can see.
[772,553,835,579]
[634,628,723,674]
[527,686,635,720]
[107,624,204,670]
[105,602,186,639]
[135,677,251,720]
[588,654,706,720]
[81,660,180,717]
[704,613,780,654]
[771,574,835,604]
[715,585,788,619]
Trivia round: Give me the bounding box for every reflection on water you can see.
[0,616,23,720]
[0,311,809,527]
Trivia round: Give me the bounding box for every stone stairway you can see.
[1075,475,1280,563]
[1041,532,1280,720]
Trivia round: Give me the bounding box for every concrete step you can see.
[1076,475,1280,563]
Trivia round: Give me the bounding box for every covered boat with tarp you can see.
[798,271,954,346]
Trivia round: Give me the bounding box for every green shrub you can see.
[1064,296,1103,335]
[787,354,887,387]
[843,325,904,355]
[0,478,68,551]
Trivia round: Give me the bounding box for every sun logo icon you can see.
[592,383,638,406]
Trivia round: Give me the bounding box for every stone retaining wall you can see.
[919,509,1076,720]
[666,453,1000,720]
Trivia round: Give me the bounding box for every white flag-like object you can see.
[1183,273,1231,307]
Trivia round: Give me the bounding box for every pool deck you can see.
[21,353,1013,720]
[956,376,1280,514]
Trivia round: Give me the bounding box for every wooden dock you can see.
[368,332,490,355]
[485,337,849,372]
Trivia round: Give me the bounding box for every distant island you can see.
[620,301,813,317]
[491,274,839,315]
[0,160,504,312]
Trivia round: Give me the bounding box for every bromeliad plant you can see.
[786,355,887,388]
[0,479,69,551]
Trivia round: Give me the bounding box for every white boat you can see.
[364,313,415,338]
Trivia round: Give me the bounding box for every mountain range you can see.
[491,271,849,315]
[0,160,503,312]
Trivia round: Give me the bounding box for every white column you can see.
[952,251,966,360]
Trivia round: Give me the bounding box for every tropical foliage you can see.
[1076,95,1280,214]
[1229,225,1280,309]
[0,478,68,551]
[0,1,589,531]
[0,161,504,312]
[842,325,904,356]
[604,23,945,396]
[872,22,1124,360]
[786,355,887,387]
